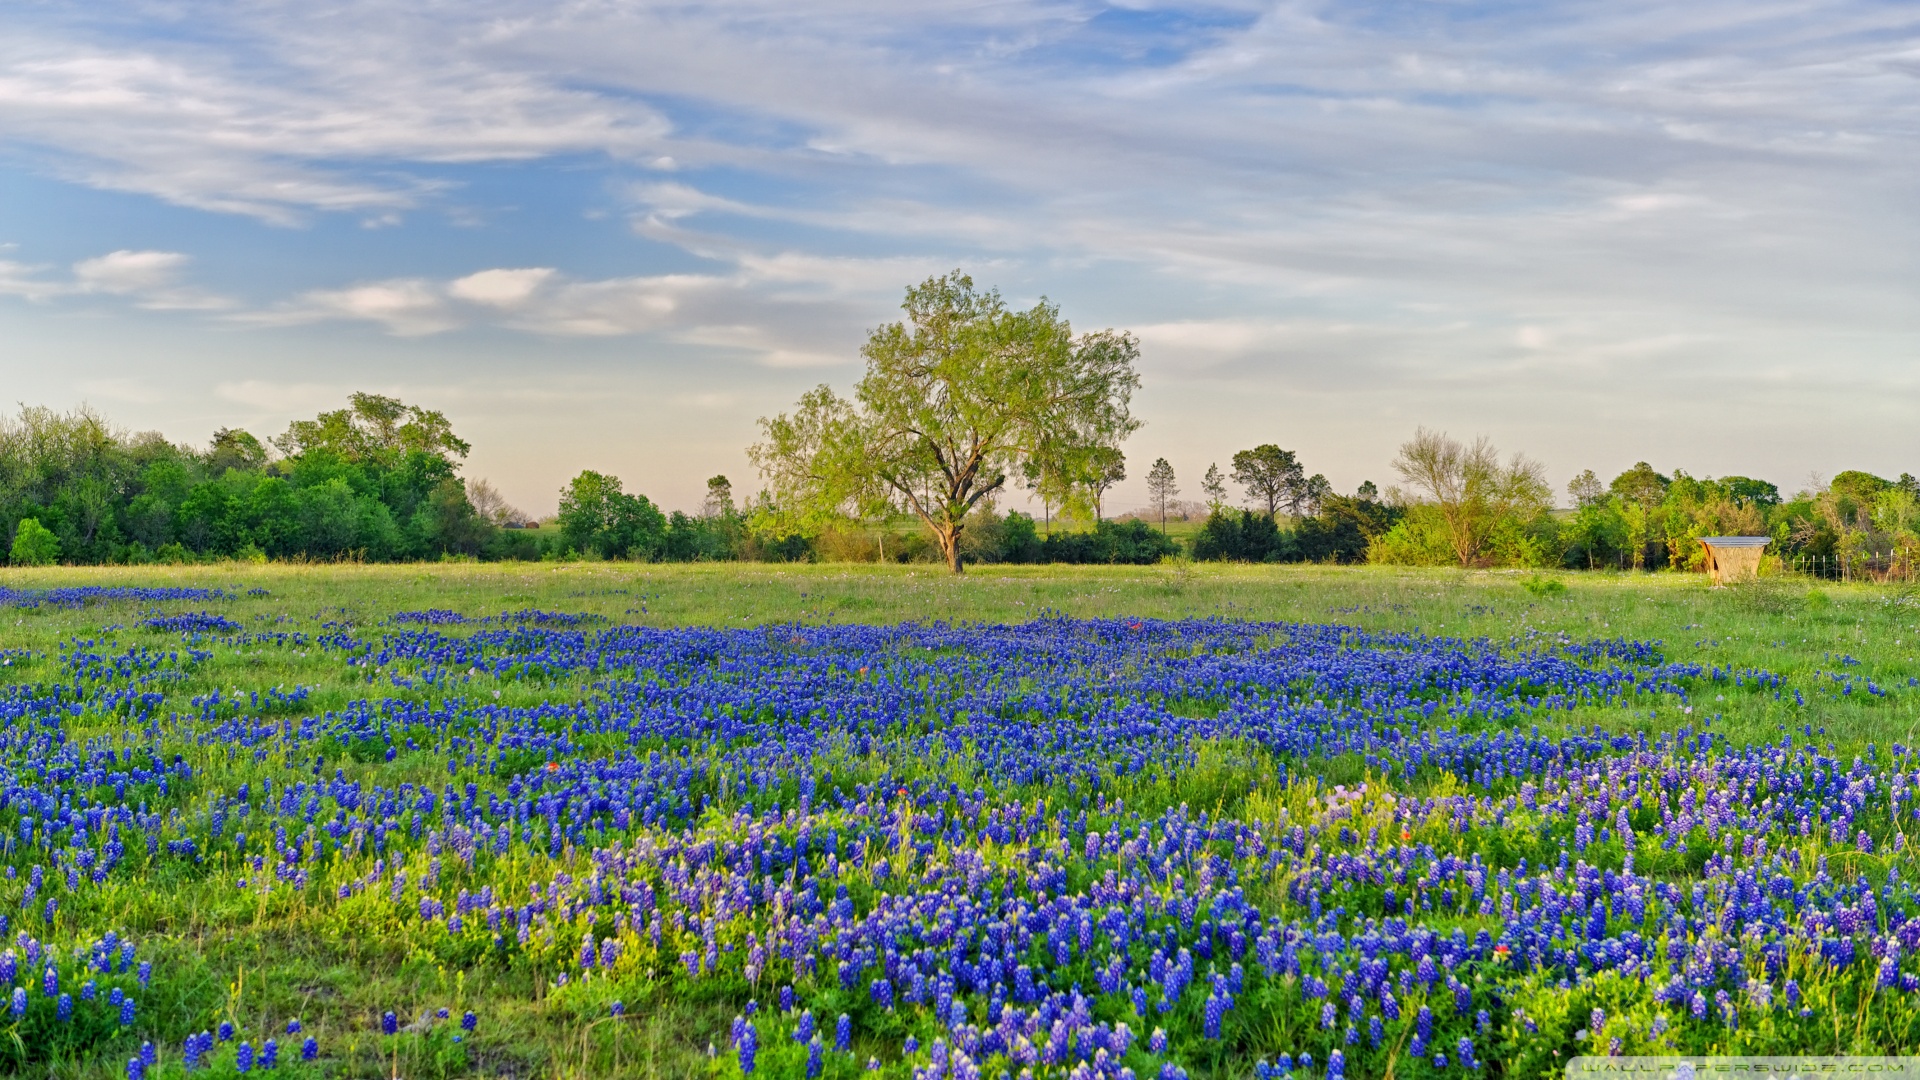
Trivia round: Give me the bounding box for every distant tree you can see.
[1721,476,1781,509]
[751,272,1141,573]
[1192,509,1287,562]
[1230,445,1304,518]
[1609,462,1669,507]
[1830,470,1890,510]
[206,428,268,475]
[703,475,736,519]
[1020,457,1065,533]
[1356,480,1379,500]
[423,478,492,555]
[557,470,667,559]
[271,391,481,559]
[1085,447,1127,521]
[1567,469,1605,508]
[9,517,59,566]
[1202,463,1228,511]
[1391,428,1551,567]
[1316,494,1402,552]
[274,392,470,467]
[1146,458,1179,532]
[464,478,522,526]
[1300,474,1332,518]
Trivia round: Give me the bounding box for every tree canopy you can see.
[751,271,1141,572]
[1230,445,1306,518]
[1390,428,1551,567]
[274,392,470,464]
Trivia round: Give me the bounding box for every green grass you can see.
[7,561,1914,754]
[2,561,1919,1078]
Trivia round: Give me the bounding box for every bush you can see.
[814,524,881,563]
[9,517,59,566]
[1035,519,1179,565]
[1192,510,1289,562]
[1366,507,1457,566]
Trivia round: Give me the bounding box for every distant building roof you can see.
[1698,536,1770,547]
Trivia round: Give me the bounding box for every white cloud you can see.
[0,259,65,302]
[240,251,929,360]
[72,250,185,293]
[2,0,1918,502]
[0,31,672,222]
[448,268,555,309]
[270,268,858,367]
[264,280,456,337]
[0,248,232,309]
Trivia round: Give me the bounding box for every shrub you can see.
[1035,519,1178,564]
[1191,510,1288,562]
[9,517,59,566]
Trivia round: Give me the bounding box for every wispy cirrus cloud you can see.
[244,257,913,364]
[2,0,1918,508]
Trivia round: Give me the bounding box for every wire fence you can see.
[1592,547,1918,583]
[1781,551,1917,583]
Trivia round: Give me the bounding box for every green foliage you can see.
[1033,519,1177,564]
[9,516,59,565]
[557,471,668,560]
[1229,445,1305,518]
[1193,509,1287,562]
[0,395,526,566]
[1389,427,1552,567]
[1367,508,1457,566]
[751,271,1142,573]
[1193,496,1399,565]
[957,511,1175,565]
[273,391,470,465]
[1144,458,1177,528]
[1522,574,1567,597]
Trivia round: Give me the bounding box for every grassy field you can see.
[8,561,1914,752]
[1,561,1918,1079]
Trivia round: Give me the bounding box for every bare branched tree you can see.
[1391,427,1550,566]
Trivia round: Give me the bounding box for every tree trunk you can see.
[937,522,964,574]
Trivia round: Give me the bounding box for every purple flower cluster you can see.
[0,586,233,610]
[8,609,1920,1073]
[138,613,243,634]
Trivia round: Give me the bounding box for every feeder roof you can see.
[1698,536,1771,547]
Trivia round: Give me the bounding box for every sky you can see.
[1,0,1915,517]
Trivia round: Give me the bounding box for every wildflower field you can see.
[1,562,1918,1080]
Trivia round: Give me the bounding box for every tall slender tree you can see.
[1146,457,1179,533]
[1085,447,1127,522]
[1202,463,1228,513]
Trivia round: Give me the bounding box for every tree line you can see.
[9,271,1913,574]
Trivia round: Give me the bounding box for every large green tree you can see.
[557,471,667,560]
[1230,445,1304,518]
[274,392,470,466]
[752,272,1141,573]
